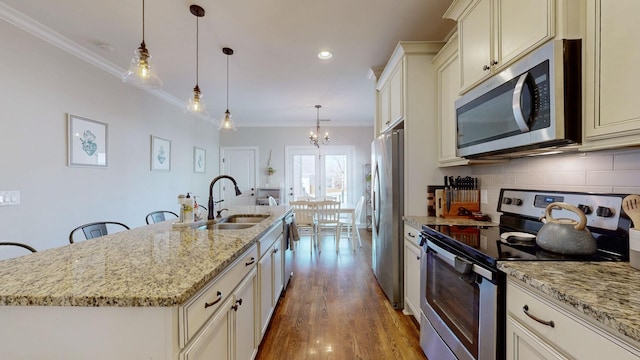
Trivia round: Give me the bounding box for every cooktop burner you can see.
[421,189,632,268]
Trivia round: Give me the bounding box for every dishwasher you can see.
[282,211,294,290]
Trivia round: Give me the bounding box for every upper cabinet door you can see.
[459,0,492,90]
[496,0,554,68]
[455,0,555,93]
[582,0,640,150]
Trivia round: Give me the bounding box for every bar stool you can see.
[69,221,130,243]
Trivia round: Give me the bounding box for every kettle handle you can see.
[544,202,587,231]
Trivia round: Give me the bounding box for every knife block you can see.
[437,190,481,218]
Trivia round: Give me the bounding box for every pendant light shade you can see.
[219,47,237,131]
[122,0,163,89]
[185,5,207,114]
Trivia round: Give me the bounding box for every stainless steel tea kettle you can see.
[536,202,597,255]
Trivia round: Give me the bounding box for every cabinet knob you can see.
[483,65,491,71]
[490,60,498,66]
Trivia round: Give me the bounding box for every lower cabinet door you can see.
[259,248,274,338]
[234,268,257,360]
[506,316,567,360]
[272,238,283,306]
[403,239,421,323]
[180,297,233,360]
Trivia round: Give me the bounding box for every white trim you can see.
[0,2,212,122]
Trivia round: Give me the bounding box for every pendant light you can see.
[185,5,207,114]
[219,47,237,131]
[122,0,163,88]
[309,105,330,148]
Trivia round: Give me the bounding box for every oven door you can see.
[419,237,498,360]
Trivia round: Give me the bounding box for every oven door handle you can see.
[427,240,494,281]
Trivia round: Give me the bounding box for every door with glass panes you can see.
[286,146,354,205]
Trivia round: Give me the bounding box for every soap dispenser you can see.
[184,193,194,223]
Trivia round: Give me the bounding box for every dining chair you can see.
[0,242,37,260]
[145,210,179,224]
[69,221,130,244]
[315,200,342,253]
[268,196,278,206]
[339,195,365,249]
[290,200,317,253]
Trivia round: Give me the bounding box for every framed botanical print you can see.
[194,146,206,173]
[68,114,108,167]
[151,136,171,171]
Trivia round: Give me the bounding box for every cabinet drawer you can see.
[179,245,258,347]
[259,225,282,259]
[404,223,421,248]
[507,281,640,359]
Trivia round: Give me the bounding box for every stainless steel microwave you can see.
[455,39,581,159]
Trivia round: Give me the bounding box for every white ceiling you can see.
[0,0,455,127]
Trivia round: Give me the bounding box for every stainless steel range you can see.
[418,188,631,360]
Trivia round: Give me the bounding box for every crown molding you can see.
[0,2,212,121]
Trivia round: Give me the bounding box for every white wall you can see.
[0,19,219,251]
[219,126,374,205]
[468,149,640,221]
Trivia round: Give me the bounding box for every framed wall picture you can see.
[67,114,108,167]
[194,146,206,173]
[151,136,171,171]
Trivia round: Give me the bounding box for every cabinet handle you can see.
[416,256,420,261]
[204,291,223,309]
[232,298,243,311]
[522,305,555,328]
[408,232,416,238]
[483,64,491,71]
[273,248,279,254]
[245,257,256,266]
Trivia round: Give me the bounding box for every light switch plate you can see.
[0,190,20,206]
[481,190,488,204]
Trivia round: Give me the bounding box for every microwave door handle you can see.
[512,73,532,133]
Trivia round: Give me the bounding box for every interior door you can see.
[220,147,258,207]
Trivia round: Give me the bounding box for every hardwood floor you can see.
[256,230,426,360]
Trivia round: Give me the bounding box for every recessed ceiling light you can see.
[317,51,333,60]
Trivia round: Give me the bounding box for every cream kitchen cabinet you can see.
[376,59,404,134]
[181,267,257,360]
[432,33,469,167]
[258,224,284,340]
[179,244,259,360]
[581,0,640,151]
[375,41,444,216]
[506,280,640,360]
[403,222,422,324]
[445,0,556,93]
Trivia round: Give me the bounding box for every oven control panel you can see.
[498,189,623,231]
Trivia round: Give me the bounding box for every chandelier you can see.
[309,105,329,148]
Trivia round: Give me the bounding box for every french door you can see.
[285,146,354,204]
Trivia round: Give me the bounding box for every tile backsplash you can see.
[470,148,640,221]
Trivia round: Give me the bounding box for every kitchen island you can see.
[0,205,291,359]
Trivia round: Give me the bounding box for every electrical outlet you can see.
[481,190,488,204]
[0,190,20,206]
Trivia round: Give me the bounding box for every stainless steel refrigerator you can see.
[371,129,404,309]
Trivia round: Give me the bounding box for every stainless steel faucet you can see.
[208,175,242,220]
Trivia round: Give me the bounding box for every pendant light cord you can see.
[141,0,145,42]
[226,54,229,110]
[195,17,199,85]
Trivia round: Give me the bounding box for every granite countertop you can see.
[403,215,498,228]
[499,261,640,345]
[0,206,290,307]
